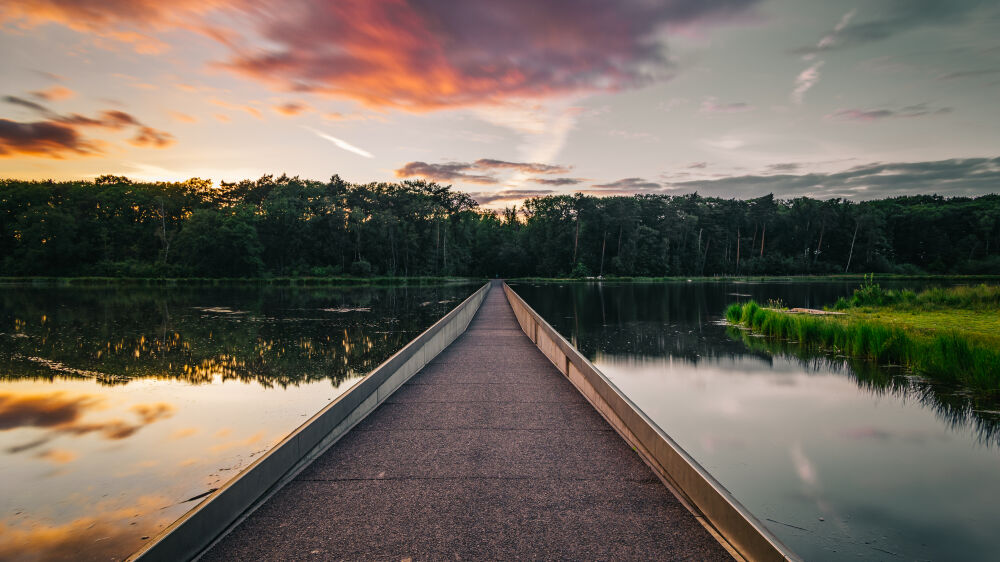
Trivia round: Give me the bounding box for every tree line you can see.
[2,174,998,277]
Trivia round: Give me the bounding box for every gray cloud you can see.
[4,95,50,114]
[395,158,571,185]
[473,159,569,174]
[700,97,754,113]
[937,68,1000,80]
[828,103,953,121]
[592,177,661,190]
[532,177,584,186]
[394,161,498,184]
[2,95,174,153]
[765,162,800,172]
[466,189,557,204]
[792,1,984,57]
[662,157,1000,199]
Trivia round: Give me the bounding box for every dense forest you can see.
[2,174,998,278]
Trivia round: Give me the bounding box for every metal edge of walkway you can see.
[502,282,800,562]
[127,281,491,562]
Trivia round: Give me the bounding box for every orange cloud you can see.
[0,494,173,561]
[130,402,176,424]
[0,390,177,449]
[209,430,265,453]
[31,85,75,101]
[169,111,198,124]
[130,126,175,148]
[213,0,760,110]
[36,448,77,464]
[0,391,104,431]
[0,0,238,53]
[4,1,759,109]
[272,101,310,116]
[209,98,263,119]
[170,427,198,440]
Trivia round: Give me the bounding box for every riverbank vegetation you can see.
[725,283,1000,393]
[3,174,999,278]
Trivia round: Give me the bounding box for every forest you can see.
[2,174,999,278]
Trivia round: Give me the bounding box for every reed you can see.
[838,275,1000,310]
[727,299,1000,394]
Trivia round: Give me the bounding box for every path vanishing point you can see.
[200,284,731,560]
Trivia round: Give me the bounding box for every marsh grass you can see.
[836,275,1000,310]
[728,299,1000,394]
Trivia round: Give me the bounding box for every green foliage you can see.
[173,207,264,277]
[2,176,1000,278]
[727,300,1000,394]
[840,279,1000,311]
[350,260,373,277]
[725,302,743,323]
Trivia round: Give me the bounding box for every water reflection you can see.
[0,286,466,387]
[513,280,1000,561]
[728,327,1000,448]
[1,390,176,454]
[0,283,476,561]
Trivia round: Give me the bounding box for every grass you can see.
[832,274,1000,310]
[725,282,1000,394]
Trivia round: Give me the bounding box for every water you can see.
[512,280,1000,561]
[0,282,478,561]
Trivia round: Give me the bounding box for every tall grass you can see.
[835,275,1000,310]
[727,300,1000,394]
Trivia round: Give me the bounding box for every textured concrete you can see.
[203,287,730,561]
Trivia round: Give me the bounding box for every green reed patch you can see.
[726,300,1000,394]
[836,275,1000,310]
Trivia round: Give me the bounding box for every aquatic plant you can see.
[839,278,1000,311]
[726,299,1000,394]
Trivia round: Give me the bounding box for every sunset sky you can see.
[1,0,998,207]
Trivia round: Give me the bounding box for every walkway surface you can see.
[203,286,730,560]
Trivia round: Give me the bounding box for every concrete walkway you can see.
[203,287,730,560]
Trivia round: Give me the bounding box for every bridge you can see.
[131,281,793,561]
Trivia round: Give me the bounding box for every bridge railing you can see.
[503,282,798,562]
[129,282,491,562]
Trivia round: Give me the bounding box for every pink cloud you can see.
[4,1,761,110]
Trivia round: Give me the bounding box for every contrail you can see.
[304,127,374,158]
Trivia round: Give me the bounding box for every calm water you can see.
[513,280,1000,561]
[0,282,477,561]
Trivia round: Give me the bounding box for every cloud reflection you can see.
[0,391,176,453]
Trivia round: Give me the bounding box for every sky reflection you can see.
[515,281,1000,561]
[0,283,476,561]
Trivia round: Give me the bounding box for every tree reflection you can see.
[728,327,1000,448]
[514,280,1000,447]
[0,284,476,387]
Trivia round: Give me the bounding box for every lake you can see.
[511,280,1000,561]
[0,282,478,561]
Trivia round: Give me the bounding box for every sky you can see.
[1,0,999,208]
